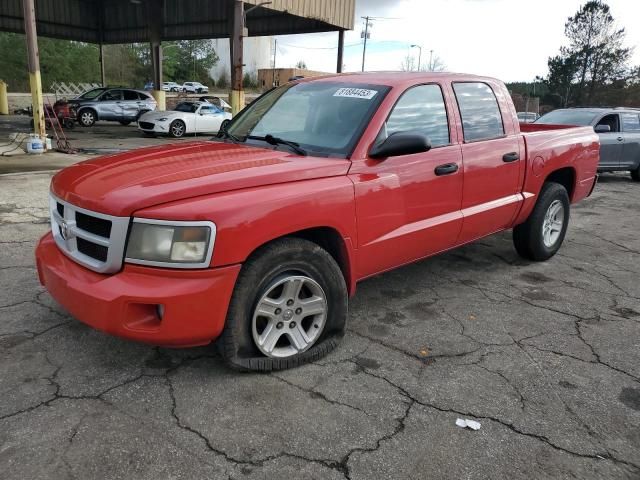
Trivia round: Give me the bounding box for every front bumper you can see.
[35,232,241,347]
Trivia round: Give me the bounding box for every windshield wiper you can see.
[248,134,307,156]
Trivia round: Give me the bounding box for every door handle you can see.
[502,152,520,162]
[617,136,624,142]
[434,163,459,176]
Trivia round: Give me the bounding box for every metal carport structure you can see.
[0,0,354,144]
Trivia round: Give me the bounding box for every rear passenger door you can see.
[452,82,522,242]
[620,112,640,170]
[596,113,624,169]
[121,90,142,120]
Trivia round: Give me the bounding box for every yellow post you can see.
[23,0,46,144]
[151,90,166,111]
[229,89,245,116]
[0,81,8,115]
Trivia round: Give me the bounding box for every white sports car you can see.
[138,101,232,138]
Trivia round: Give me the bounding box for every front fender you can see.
[132,176,358,285]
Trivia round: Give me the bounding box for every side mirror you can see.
[594,124,611,133]
[369,132,431,159]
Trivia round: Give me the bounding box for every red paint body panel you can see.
[36,72,600,347]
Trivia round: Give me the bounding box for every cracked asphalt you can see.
[1,171,639,479]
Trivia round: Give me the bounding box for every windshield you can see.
[175,102,198,113]
[79,88,108,100]
[225,81,390,156]
[535,109,599,126]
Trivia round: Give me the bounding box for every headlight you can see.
[157,117,169,122]
[125,219,216,268]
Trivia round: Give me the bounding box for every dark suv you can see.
[69,87,158,127]
[536,108,640,181]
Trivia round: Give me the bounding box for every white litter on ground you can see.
[456,418,481,430]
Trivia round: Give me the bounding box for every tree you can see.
[425,54,446,72]
[547,1,632,105]
[163,40,219,84]
[295,60,307,69]
[399,54,416,72]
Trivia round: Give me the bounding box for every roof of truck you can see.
[297,71,499,87]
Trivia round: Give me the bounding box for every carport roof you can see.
[0,0,354,43]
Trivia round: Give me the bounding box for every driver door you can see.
[195,105,222,133]
[98,89,123,120]
[351,83,464,278]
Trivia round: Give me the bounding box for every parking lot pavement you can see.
[1,171,639,480]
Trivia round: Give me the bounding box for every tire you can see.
[78,109,96,127]
[631,166,640,182]
[219,237,348,371]
[63,118,74,129]
[183,88,187,93]
[119,120,131,126]
[168,120,186,138]
[513,182,570,261]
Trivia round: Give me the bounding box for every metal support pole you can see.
[148,0,165,110]
[230,0,245,115]
[99,44,106,87]
[336,30,344,73]
[22,0,46,142]
[429,49,434,71]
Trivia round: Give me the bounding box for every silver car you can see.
[70,88,157,127]
[536,108,640,181]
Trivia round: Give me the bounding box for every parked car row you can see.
[144,81,209,93]
[535,107,640,181]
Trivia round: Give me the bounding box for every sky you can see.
[273,0,640,82]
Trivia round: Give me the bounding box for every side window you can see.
[596,114,620,133]
[123,90,139,101]
[621,113,640,132]
[381,84,449,147]
[453,82,505,142]
[101,90,122,101]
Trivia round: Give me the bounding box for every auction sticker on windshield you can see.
[333,88,378,99]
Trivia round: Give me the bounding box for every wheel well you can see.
[249,227,353,295]
[545,167,575,199]
[77,107,97,120]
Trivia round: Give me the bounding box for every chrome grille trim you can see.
[49,193,130,274]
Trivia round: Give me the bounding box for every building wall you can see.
[257,68,331,89]
[210,37,274,83]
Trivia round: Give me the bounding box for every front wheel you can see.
[119,120,131,126]
[631,165,640,182]
[219,238,347,371]
[168,120,186,138]
[78,109,96,127]
[513,182,570,261]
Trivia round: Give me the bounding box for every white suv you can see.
[182,82,209,94]
[163,81,181,92]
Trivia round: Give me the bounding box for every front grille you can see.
[77,237,108,262]
[49,194,129,274]
[139,121,154,130]
[76,211,112,238]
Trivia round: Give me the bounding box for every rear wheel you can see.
[119,120,131,126]
[513,182,570,261]
[168,120,186,138]
[219,237,347,371]
[631,165,640,182]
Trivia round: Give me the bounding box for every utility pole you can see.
[361,16,372,72]
[429,49,434,71]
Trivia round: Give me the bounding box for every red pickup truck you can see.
[36,73,599,371]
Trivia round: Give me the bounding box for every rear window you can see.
[622,113,640,132]
[123,90,139,101]
[453,82,504,142]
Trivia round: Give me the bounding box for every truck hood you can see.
[51,141,351,216]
